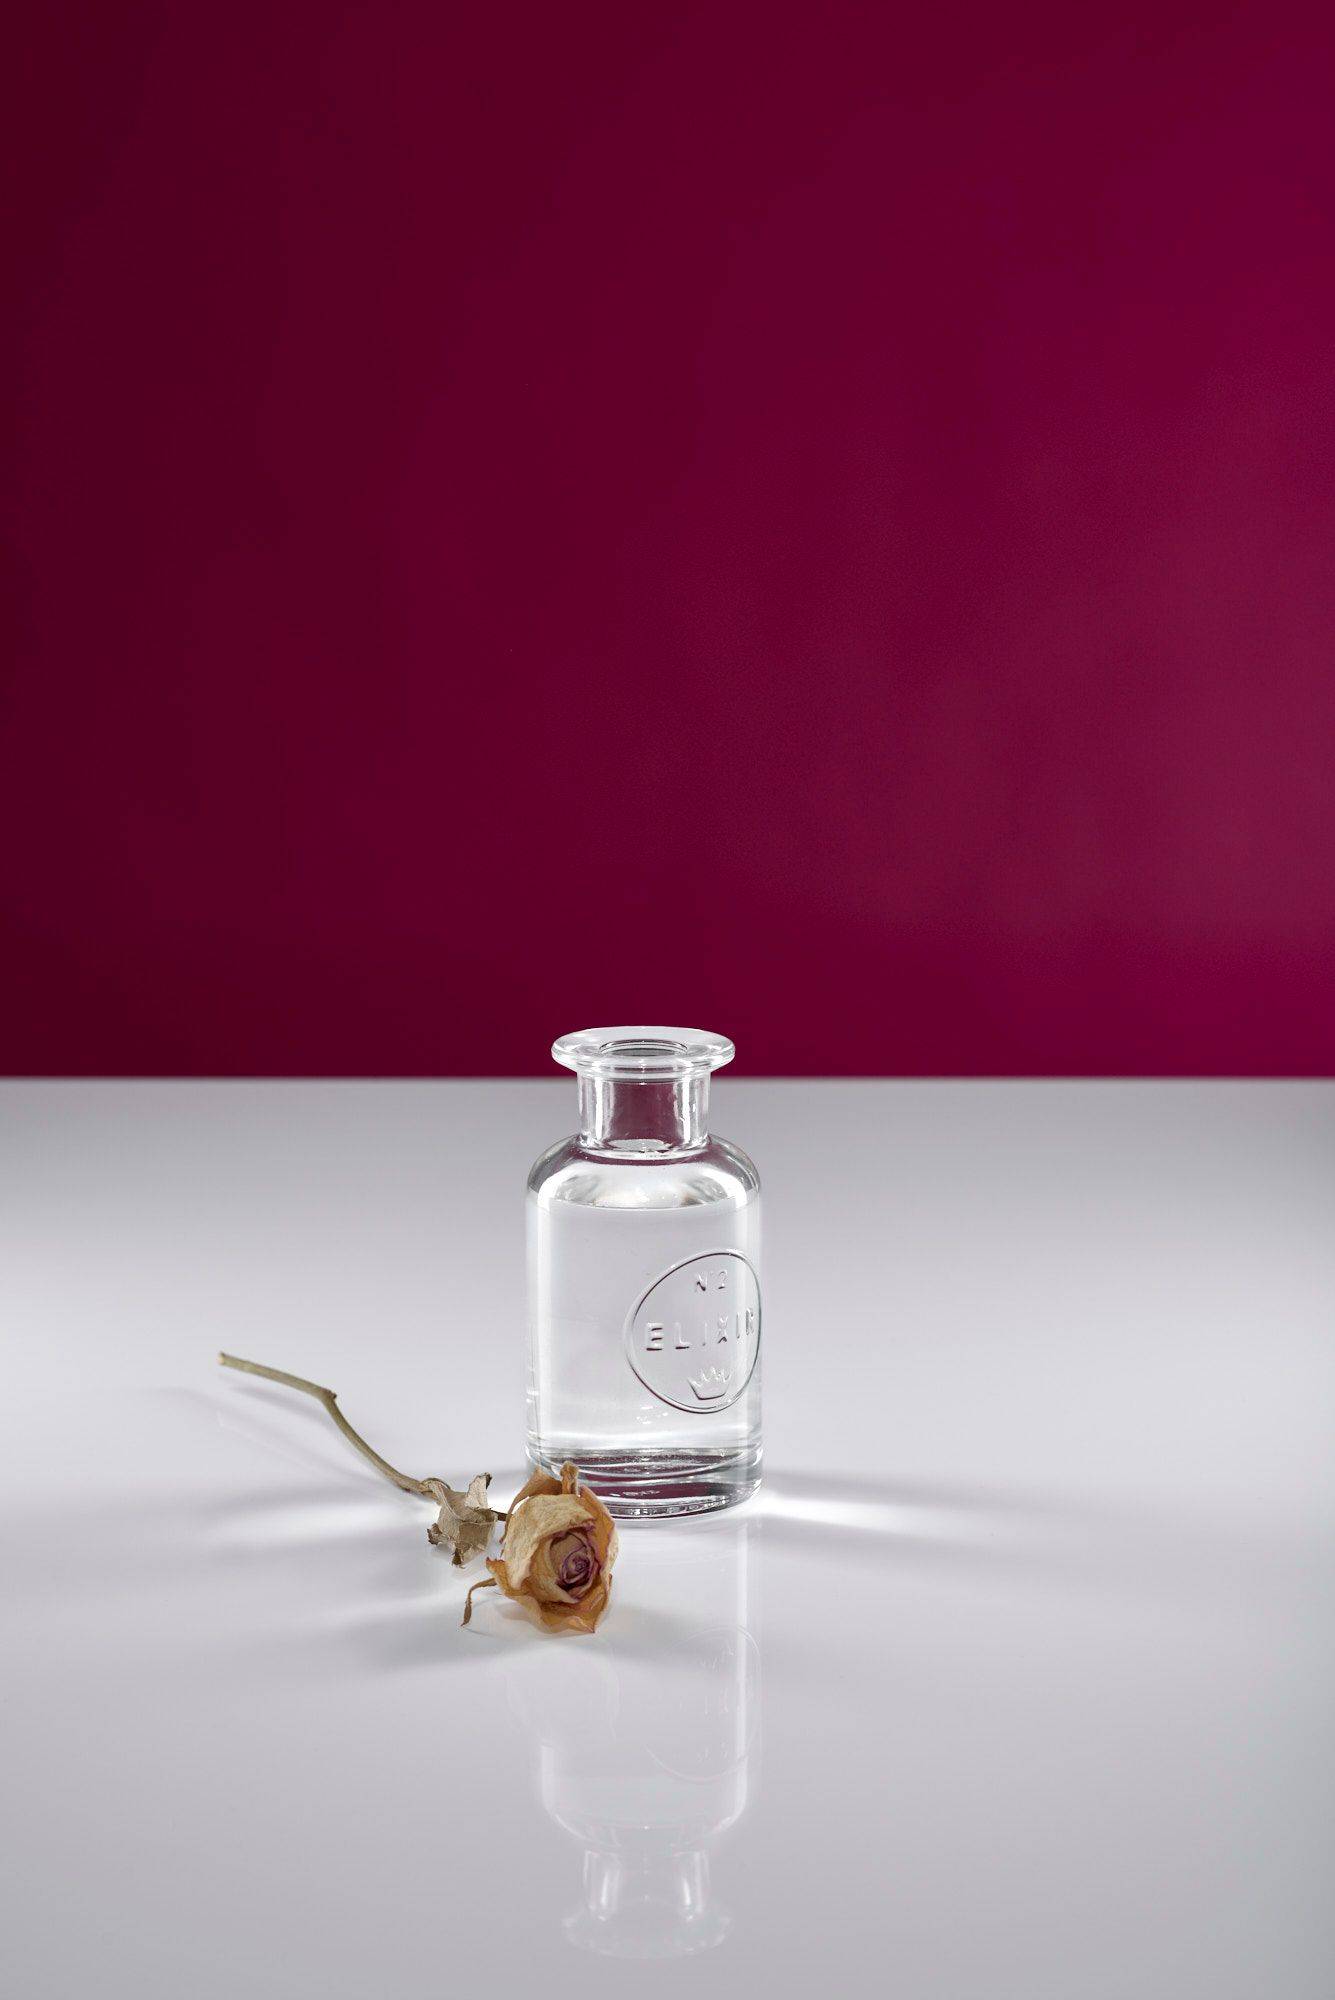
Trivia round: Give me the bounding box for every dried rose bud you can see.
[464,1461,618,1633]
[549,1529,600,1595]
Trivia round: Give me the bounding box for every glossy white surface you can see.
[2,1081,1333,1995]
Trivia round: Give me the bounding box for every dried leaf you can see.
[462,1576,498,1626]
[424,1473,500,1567]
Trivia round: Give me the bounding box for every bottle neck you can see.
[578,1072,710,1152]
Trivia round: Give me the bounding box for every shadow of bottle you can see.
[504,1513,761,1958]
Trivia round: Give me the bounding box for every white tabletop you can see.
[3,1081,1332,1996]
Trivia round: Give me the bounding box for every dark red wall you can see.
[4,4,1333,1074]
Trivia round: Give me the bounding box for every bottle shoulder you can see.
[528,1134,760,1211]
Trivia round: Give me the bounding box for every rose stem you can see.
[218,1351,435,1498]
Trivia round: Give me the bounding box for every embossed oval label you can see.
[624,1250,762,1414]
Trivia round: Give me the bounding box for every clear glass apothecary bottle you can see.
[527,1027,761,1519]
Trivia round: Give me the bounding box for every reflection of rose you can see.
[483,1462,619,1633]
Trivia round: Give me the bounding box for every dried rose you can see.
[423,1473,500,1566]
[463,1462,618,1633]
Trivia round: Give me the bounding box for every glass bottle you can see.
[526,1026,761,1518]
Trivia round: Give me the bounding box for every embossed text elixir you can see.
[526,1028,762,1518]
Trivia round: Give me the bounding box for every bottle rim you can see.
[552,1026,735,1081]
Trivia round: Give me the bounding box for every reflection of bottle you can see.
[506,1517,760,1959]
[527,1026,762,1519]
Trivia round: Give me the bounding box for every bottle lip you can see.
[552,1026,735,1081]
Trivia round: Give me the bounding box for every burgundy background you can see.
[4,4,1333,1075]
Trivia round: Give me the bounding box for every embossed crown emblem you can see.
[689,1363,733,1402]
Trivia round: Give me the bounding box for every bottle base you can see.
[527,1443,762,1521]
